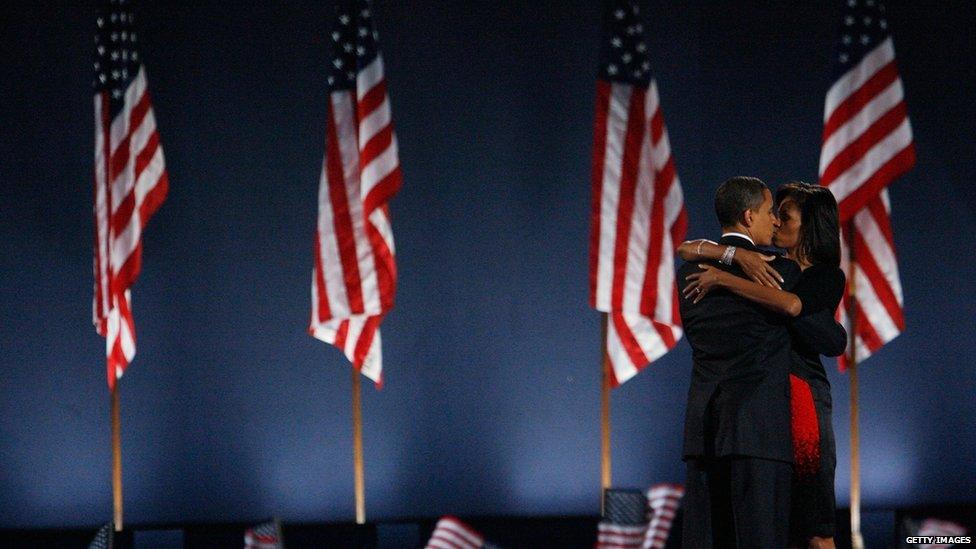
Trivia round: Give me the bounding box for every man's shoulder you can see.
[677,259,724,279]
[676,261,697,290]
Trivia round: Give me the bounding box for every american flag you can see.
[914,518,968,549]
[244,519,283,549]
[641,484,683,549]
[93,0,168,389]
[819,0,914,369]
[425,516,485,549]
[589,0,687,386]
[597,489,649,548]
[88,523,113,549]
[309,0,402,387]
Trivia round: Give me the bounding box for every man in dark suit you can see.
[678,176,800,548]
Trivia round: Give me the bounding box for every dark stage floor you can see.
[2,505,974,548]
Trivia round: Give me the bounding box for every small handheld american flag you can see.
[595,485,684,549]
[309,0,402,387]
[641,484,683,549]
[819,0,914,369]
[425,516,486,549]
[88,523,114,549]
[589,0,688,386]
[907,518,968,549]
[597,489,649,548]
[92,0,168,389]
[244,519,283,549]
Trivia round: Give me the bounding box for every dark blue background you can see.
[1,1,973,528]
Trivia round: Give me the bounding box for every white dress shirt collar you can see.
[721,232,755,246]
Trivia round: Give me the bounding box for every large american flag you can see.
[309,0,402,387]
[819,0,914,369]
[93,0,168,389]
[589,0,687,386]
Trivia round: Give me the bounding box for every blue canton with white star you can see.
[833,0,892,78]
[328,0,381,92]
[94,0,141,118]
[599,0,652,87]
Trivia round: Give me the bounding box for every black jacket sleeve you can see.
[789,310,848,357]
[795,266,846,316]
[788,266,848,356]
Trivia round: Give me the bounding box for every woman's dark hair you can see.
[775,181,840,268]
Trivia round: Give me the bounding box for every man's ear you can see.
[742,208,754,228]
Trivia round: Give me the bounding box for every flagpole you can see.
[849,358,863,549]
[111,382,123,531]
[847,223,864,549]
[351,368,366,525]
[600,313,612,507]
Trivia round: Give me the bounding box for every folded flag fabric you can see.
[244,519,283,549]
[426,516,487,549]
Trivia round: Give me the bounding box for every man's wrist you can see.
[719,245,736,265]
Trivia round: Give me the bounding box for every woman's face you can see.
[773,199,802,251]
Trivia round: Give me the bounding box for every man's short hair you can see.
[714,176,768,228]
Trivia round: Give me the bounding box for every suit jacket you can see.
[678,235,801,463]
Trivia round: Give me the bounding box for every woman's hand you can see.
[683,264,728,303]
[733,249,783,289]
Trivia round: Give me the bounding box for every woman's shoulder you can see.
[802,263,843,276]
[801,263,846,289]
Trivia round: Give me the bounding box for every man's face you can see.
[748,189,779,247]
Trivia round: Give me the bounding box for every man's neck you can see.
[720,230,755,246]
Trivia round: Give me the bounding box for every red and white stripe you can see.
[819,37,913,369]
[243,531,280,549]
[595,484,684,549]
[93,66,168,390]
[590,79,687,386]
[243,519,282,549]
[309,54,402,386]
[917,518,968,549]
[641,484,683,549]
[425,516,484,549]
[597,522,647,549]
